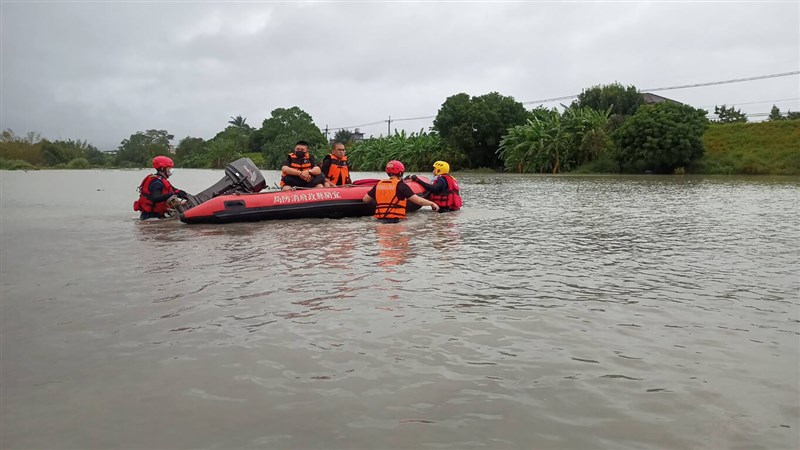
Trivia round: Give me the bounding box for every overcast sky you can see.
[2,1,798,150]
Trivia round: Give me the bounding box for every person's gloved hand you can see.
[176,190,189,200]
[166,195,182,207]
[410,174,418,181]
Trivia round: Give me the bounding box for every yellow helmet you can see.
[432,160,450,176]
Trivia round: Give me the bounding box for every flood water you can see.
[1,169,798,450]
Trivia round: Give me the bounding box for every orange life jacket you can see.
[374,178,407,220]
[428,174,462,211]
[325,154,351,186]
[134,174,174,214]
[280,151,314,187]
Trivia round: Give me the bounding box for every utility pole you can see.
[324,125,329,142]
[387,115,392,136]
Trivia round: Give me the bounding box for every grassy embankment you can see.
[693,120,800,175]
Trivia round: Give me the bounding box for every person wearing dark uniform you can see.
[280,140,326,190]
[411,160,462,212]
[321,142,352,187]
[363,160,438,223]
[134,155,190,220]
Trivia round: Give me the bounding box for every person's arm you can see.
[430,177,448,193]
[172,187,189,199]
[363,186,377,203]
[415,177,433,191]
[280,158,297,175]
[408,194,439,211]
[308,156,322,176]
[399,183,438,211]
[282,158,313,181]
[144,179,173,202]
[410,175,443,192]
[318,157,331,178]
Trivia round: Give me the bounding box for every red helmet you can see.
[153,156,174,170]
[385,160,405,175]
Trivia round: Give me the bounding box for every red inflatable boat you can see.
[179,176,431,224]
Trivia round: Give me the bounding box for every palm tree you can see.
[228,115,249,129]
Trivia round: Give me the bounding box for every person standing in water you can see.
[134,156,191,220]
[411,160,462,212]
[363,160,438,223]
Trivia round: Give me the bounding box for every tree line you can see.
[3,82,798,174]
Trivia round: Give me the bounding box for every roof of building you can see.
[641,92,682,105]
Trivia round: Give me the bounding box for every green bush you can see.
[242,152,265,168]
[66,157,90,169]
[0,157,38,170]
[348,130,464,172]
[613,102,709,174]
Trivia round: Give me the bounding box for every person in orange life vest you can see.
[280,140,326,191]
[410,160,462,212]
[321,141,352,187]
[134,155,190,220]
[362,160,439,223]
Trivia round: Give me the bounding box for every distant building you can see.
[328,128,367,145]
[641,93,682,105]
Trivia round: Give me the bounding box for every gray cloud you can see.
[2,2,798,150]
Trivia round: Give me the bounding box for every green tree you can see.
[0,129,43,165]
[334,129,354,144]
[252,107,327,169]
[115,129,174,167]
[433,92,528,169]
[714,105,748,124]
[85,148,110,166]
[573,82,643,117]
[204,126,250,168]
[40,139,101,166]
[41,139,80,166]
[175,137,207,167]
[767,105,785,121]
[205,137,243,169]
[228,115,251,130]
[614,102,709,173]
[787,111,800,120]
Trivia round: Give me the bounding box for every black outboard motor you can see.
[184,157,266,208]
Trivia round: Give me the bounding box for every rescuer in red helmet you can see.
[362,160,438,223]
[133,155,191,220]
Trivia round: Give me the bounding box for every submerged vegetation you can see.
[2,83,799,175]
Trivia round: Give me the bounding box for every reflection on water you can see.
[1,170,799,450]
[375,222,411,269]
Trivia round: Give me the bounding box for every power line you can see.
[393,115,436,122]
[520,71,800,105]
[327,119,386,133]
[522,94,579,105]
[697,97,799,108]
[329,71,800,133]
[642,71,800,92]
